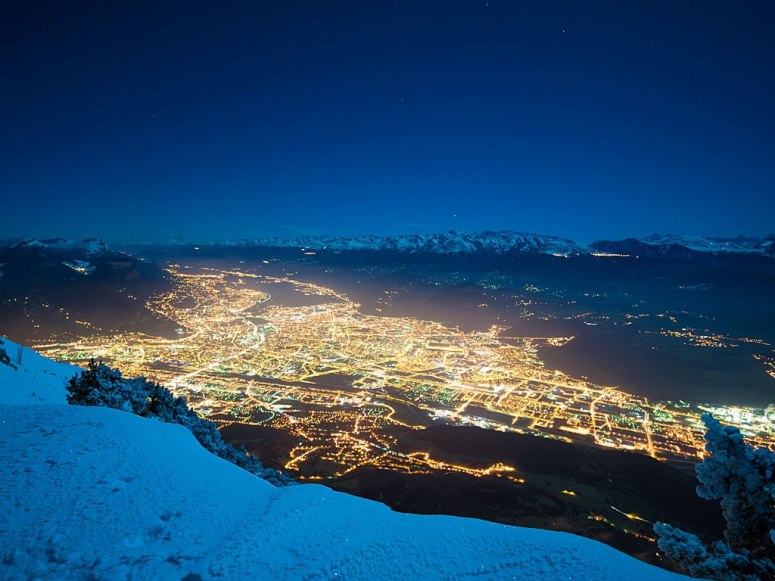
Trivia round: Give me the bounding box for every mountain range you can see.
[147,231,775,259]
[3,232,775,261]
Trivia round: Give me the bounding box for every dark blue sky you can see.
[1,1,774,242]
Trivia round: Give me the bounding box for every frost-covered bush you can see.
[653,523,772,580]
[695,415,775,553]
[654,413,774,579]
[67,360,294,486]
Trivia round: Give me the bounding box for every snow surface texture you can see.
[0,336,74,404]
[0,404,688,580]
[0,339,688,579]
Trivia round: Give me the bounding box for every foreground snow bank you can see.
[0,404,685,580]
[0,336,74,404]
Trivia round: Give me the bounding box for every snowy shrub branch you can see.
[654,414,774,579]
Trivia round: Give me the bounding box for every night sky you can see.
[2,1,774,243]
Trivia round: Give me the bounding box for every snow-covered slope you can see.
[0,336,74,404]
[0,402,686,580]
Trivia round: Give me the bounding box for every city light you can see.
[33,264,775,479]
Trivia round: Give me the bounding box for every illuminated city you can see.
[33,262,775,481]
